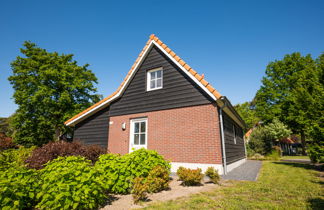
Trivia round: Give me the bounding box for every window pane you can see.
[156,70,162,78]
[140,122,146,132]
[140,134,146,145]
[151,71,156,79]
[134,134,139,145]
[156,78,162,88]
[150,80,155,89]
[134,122,139,133]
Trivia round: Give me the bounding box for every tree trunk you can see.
[301,131,306,155]
[54,127,61,141]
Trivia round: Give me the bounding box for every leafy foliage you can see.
[131,177,148,204]
[205,167,220,184]
[248,119,291,155]
[95,148,170,194]
[0,133,17,151]
[8,41,101,146]
[248,127,272,155]
[177,167,204,186]
[0,117,14,138]
[0,167,39,210]
[307,144,324,163]
[25,141,106,169]
[36,156,106,210]
[0,146,35,171]
[254,52,324,152]
[264,118,292,142]
[234,101,260,131]
[146,165,170,193]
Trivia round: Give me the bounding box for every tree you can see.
[264,118,291,142]
[248,118,291,155]
[254,52,324,154]
[0,116,15,137]
[234,102,260,131]
[8,41,101,146]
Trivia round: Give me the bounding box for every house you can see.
[65,35,246,175]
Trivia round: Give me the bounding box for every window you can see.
[233,125,237,144]
[147,68,163,91]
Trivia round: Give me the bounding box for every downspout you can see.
[219,97,227,175]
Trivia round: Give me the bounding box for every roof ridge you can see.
[65,34,221,125]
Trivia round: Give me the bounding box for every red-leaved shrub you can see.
[25,141,106,169]
[0,132,17,151]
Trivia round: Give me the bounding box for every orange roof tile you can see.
[65,34,222,126]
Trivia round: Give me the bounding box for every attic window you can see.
[147,68,163,91]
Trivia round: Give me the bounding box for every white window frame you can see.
[147,67,163,91]
[233,125,237,144]
[129,118,148,153]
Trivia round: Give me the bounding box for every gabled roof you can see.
[65,34,222,126]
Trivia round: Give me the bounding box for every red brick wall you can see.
[107,104,222,164]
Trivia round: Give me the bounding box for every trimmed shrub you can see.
[205,167,220,184]
[36,156,106,210]
[250,153,265,160]
[131,177,148,204]
[307,144,324,163]
[0,146,35,171]
[0,133,17,151]
[177,167,204,186]
[25,141,106,169]
[265,146,282,160]
[0,167,39,209]
[146,165,170,193]
[95,148,170,194]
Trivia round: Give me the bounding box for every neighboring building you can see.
[65,35,246,174]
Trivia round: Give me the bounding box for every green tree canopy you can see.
[8,41,101,146]
[234,101,260,131]
[254,52,324,153]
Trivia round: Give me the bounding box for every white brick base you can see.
[171,162,223,175]
[171,158,246,175]
[227,158,246,173]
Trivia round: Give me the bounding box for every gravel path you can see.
[222,160,262,181]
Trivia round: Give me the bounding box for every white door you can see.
[129,118,147,153]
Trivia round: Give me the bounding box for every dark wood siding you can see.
[222,111,245,164]
[73,106,109,149]
[109,46,213,116]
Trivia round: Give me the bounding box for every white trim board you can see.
[66,40,216,126]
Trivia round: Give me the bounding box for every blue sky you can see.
[1,0,323,117]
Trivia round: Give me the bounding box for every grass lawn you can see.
[145,162,323,209]
[281,155,310,160]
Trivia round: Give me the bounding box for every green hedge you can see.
[0,167,39,209]
[95,148,170,194]
[36,156,106,209]
[0,148,170,209]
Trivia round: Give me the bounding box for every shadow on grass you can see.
[273,161,323,172]
[307,198,324,210]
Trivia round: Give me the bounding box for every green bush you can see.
[0,146,35,171]
[146,165,170,193]
[205,167,220,184]
[177,167,203,186]
[36,156,106,210]
[131,177,148,204]
[307,144,324,163]
[95,148,170,194]
[265,149,281,161]
[0,167,39,209]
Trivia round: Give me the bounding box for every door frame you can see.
[129,118,148,153]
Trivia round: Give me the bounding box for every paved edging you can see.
[221,160,262,181]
